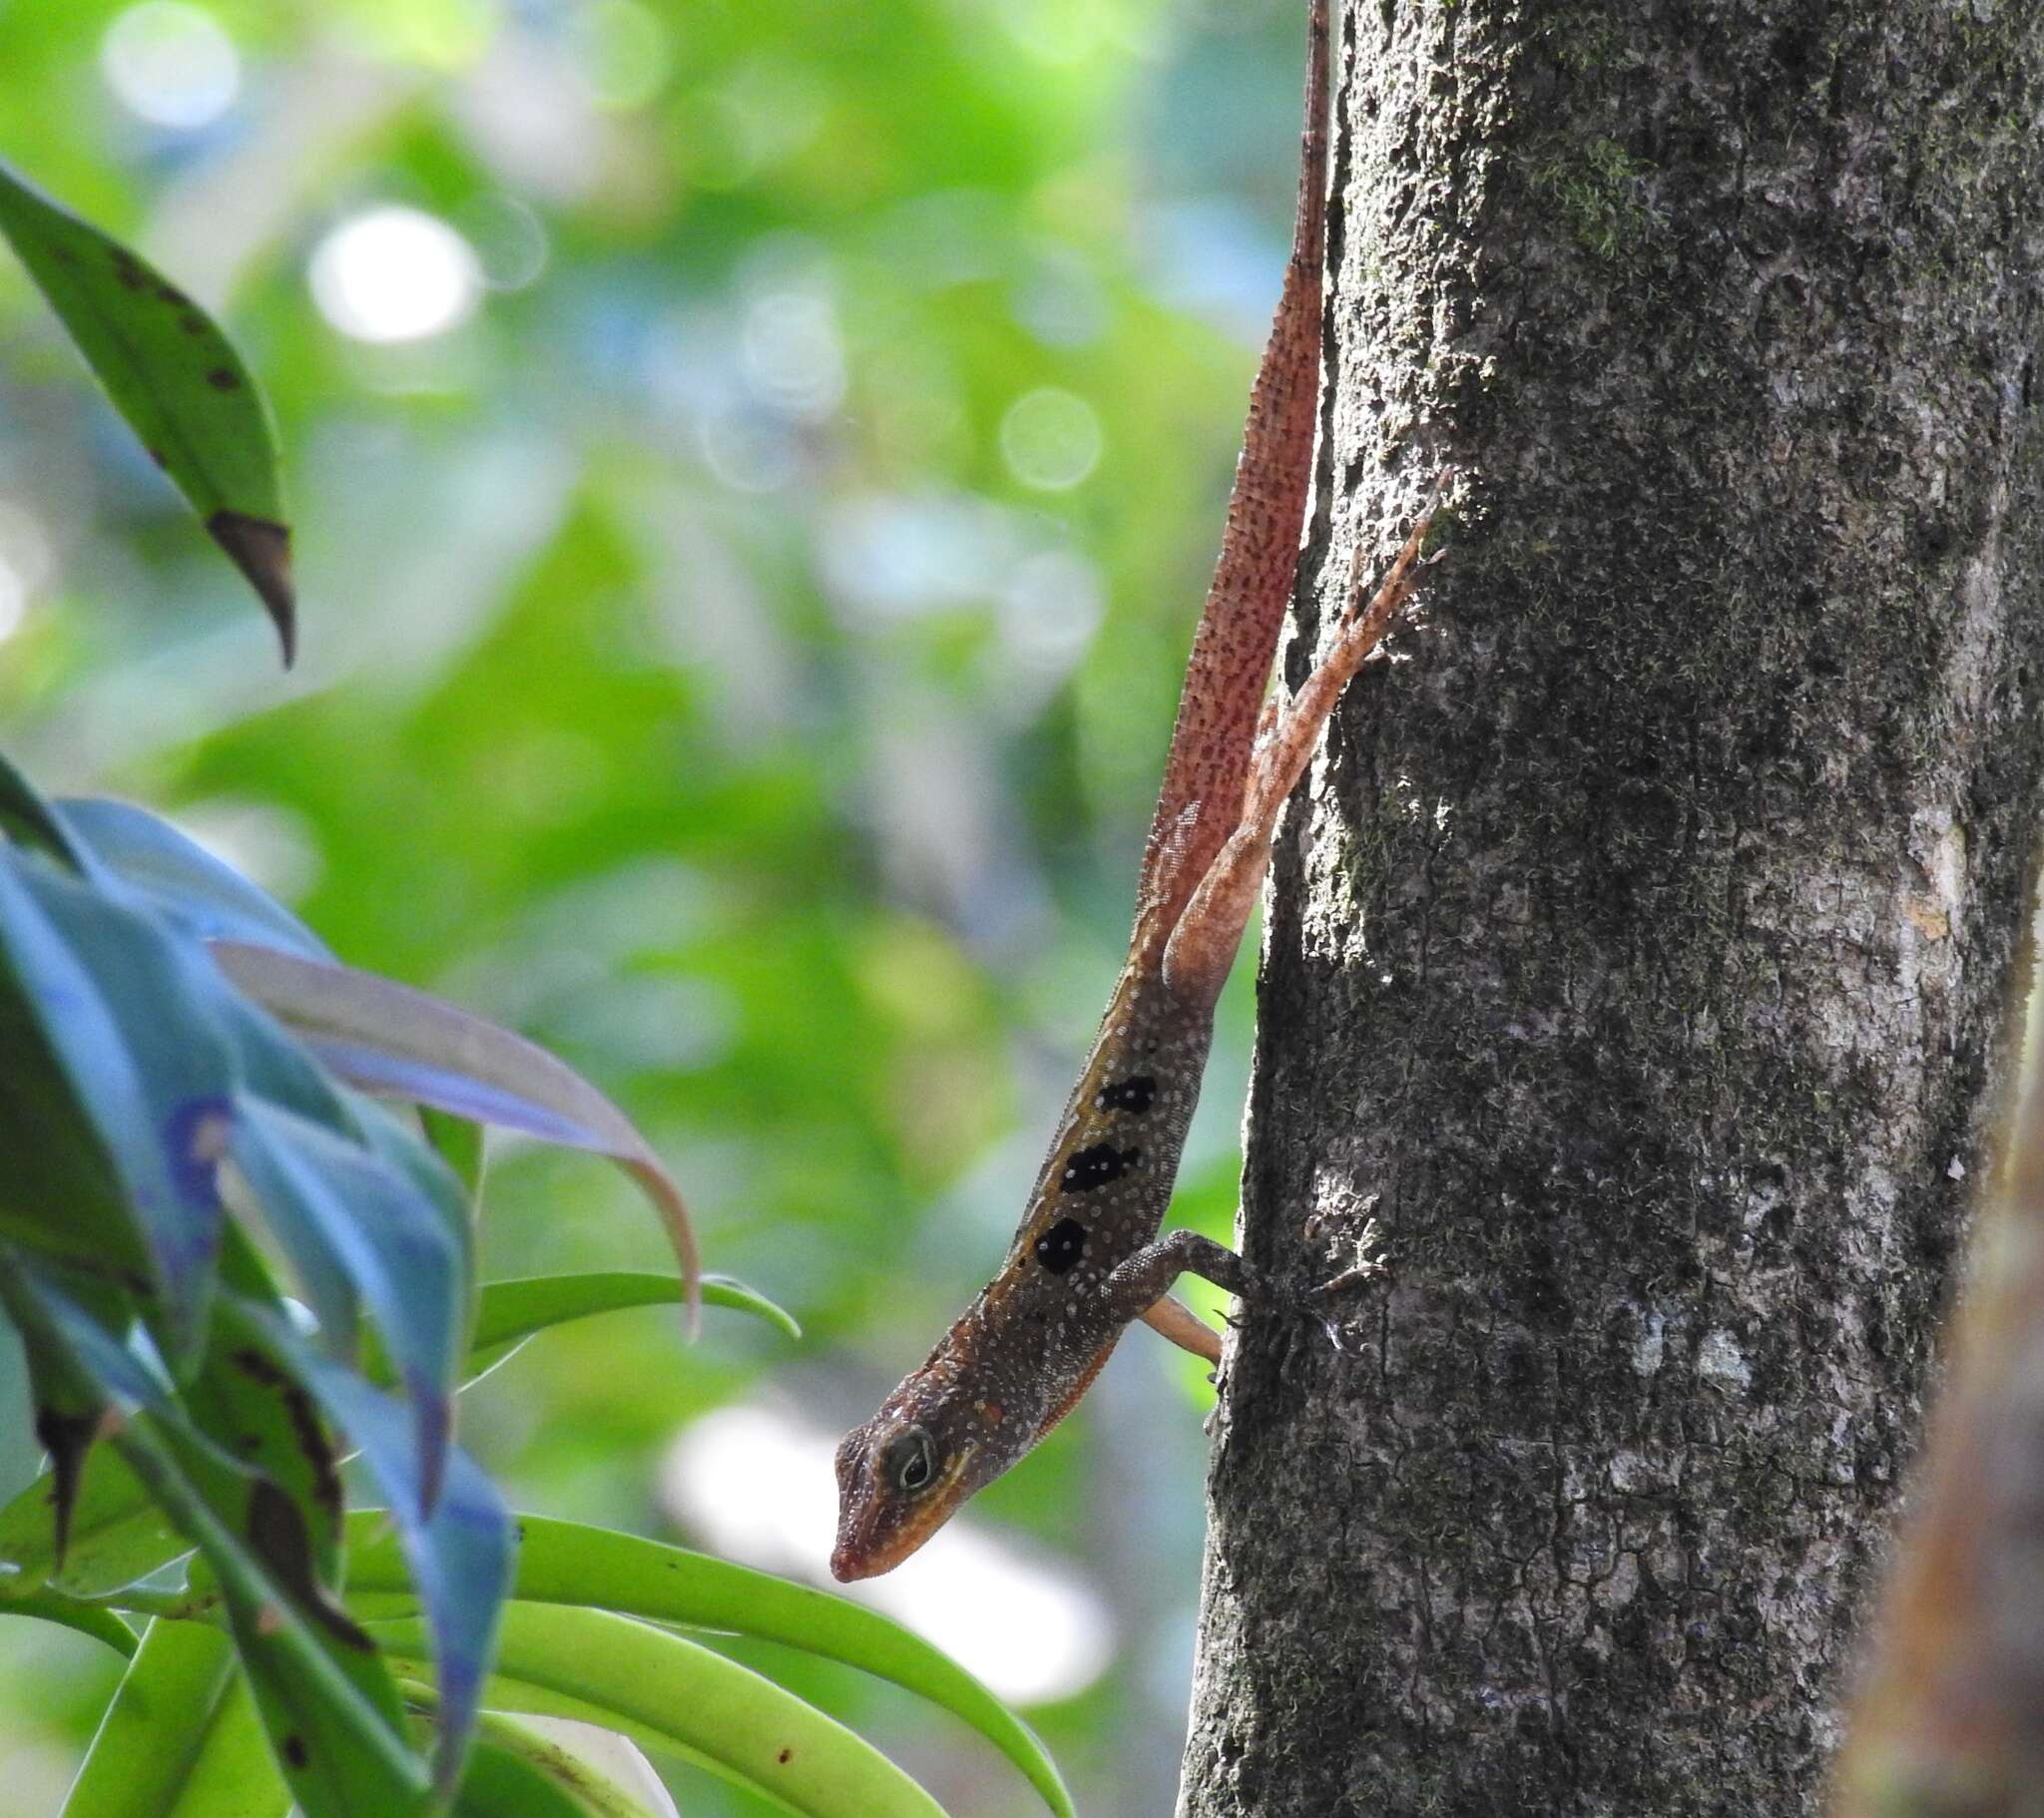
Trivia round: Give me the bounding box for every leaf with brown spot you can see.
[0,159,294,664]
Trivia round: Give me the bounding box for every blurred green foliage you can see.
[0,0,1305,1809]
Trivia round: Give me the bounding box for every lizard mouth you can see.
[830,1443,978,1581]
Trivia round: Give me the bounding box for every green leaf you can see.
[209,939,703,1334]
[0,161,293,660]
[161,1666,293,1818]
[24,1279,431,1818]
[0,1265,110,1571]
[368,1602,947,1818]
[422,1272,798,1389]
[61,1616,237,1818]
[0,1586,137,1658]
[0,1439,182,1598]
[348,1515,1072,1818]
[445,1705,674,1818]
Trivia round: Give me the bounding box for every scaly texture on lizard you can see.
[831,0,1446,1582]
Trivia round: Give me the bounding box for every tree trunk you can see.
[1181,3,2044,1813]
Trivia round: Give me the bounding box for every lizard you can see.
[831,0,1448,1582]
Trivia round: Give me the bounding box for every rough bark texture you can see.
[1181,3,2044,1813]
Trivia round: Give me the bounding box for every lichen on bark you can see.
[1180,3,2044,1813]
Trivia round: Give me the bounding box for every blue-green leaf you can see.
[21,1280,429,1818]
[57,798,331,961]
[0,850,237,1359]
[209,940,702,1335]
[252,1306,511,1794]
[228,1099,460,1505]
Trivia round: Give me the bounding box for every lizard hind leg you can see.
[1161,473,1454,1006]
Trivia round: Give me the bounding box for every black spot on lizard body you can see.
[1060,1142,1141,1191]
[1034,1217,1088,1274]
[1098,1075,1157,1115]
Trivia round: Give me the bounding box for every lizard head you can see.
[830,1383,994,1581]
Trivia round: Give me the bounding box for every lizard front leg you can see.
[1104,1228,1277,1326]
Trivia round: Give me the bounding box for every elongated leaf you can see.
[22,1281,429,1818]
[369,1603,946,1818]
[229,1098,459,1502]
[0,1586,137,1657]
[0,1265,110,1569]
[252,1305,511,1793]
[0,1439,182,1598]
[61,1617,236,1818]
[0,750,91,869]
[348,1515,1071,1818]
[210,940,702,1333]
[0,161,293,658]
[162,1666,292,1818]
[442,1705,674,1818]
[0,851,236,1358]
[57,798,332,961]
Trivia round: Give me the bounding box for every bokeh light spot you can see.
[309,207,483,344]
[999,387,1103,491]
[100,2,241,131]
[569,0,674,111]
[663,1405,1114,1705]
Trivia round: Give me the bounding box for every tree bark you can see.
[1181,3,2044,1813]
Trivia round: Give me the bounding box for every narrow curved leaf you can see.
[443,1704,675,1818]
[160,1666,292,1818]
[1,1586,137,1658]
[0,851,237,1356]
[210,940,702,1333]
[0,751,91,869]
[368,1602,946,1818]
[348,1515,1071,1818]
[56,798,332,961]
[0,1440,181,1598]
[229,1098,460,1502]
[252,1305,511,1793]
[0,160,293,659]
[61,1617,236,1818]
[18,1280,428,1818]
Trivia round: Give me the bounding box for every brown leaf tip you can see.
[207,510,296,667]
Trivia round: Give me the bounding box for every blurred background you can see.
[0,0,1309,1809]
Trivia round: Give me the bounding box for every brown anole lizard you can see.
[831,0,1447,1581]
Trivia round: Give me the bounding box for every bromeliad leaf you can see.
[211,939,703,1333]
[229,1098,460,1504]
[367,1602,947,1818]
[445,1707,677,1818]
[19,1280,431,1818]
[249,1302,512,1794]
[0,847,238,1359]
[0,1586,138,1659]
[57,797,333,962]
[348,1515,1073,1818]
[0,161,293,660]
[59,1617,240,1818]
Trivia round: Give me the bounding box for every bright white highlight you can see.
[101,3,241,131]
[0,564,27,646]
[1000,387,1103,491]
[662,1404,1114,1705]
[308,207,483,344]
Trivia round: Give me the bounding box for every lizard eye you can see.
[883,1427,935,1494]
